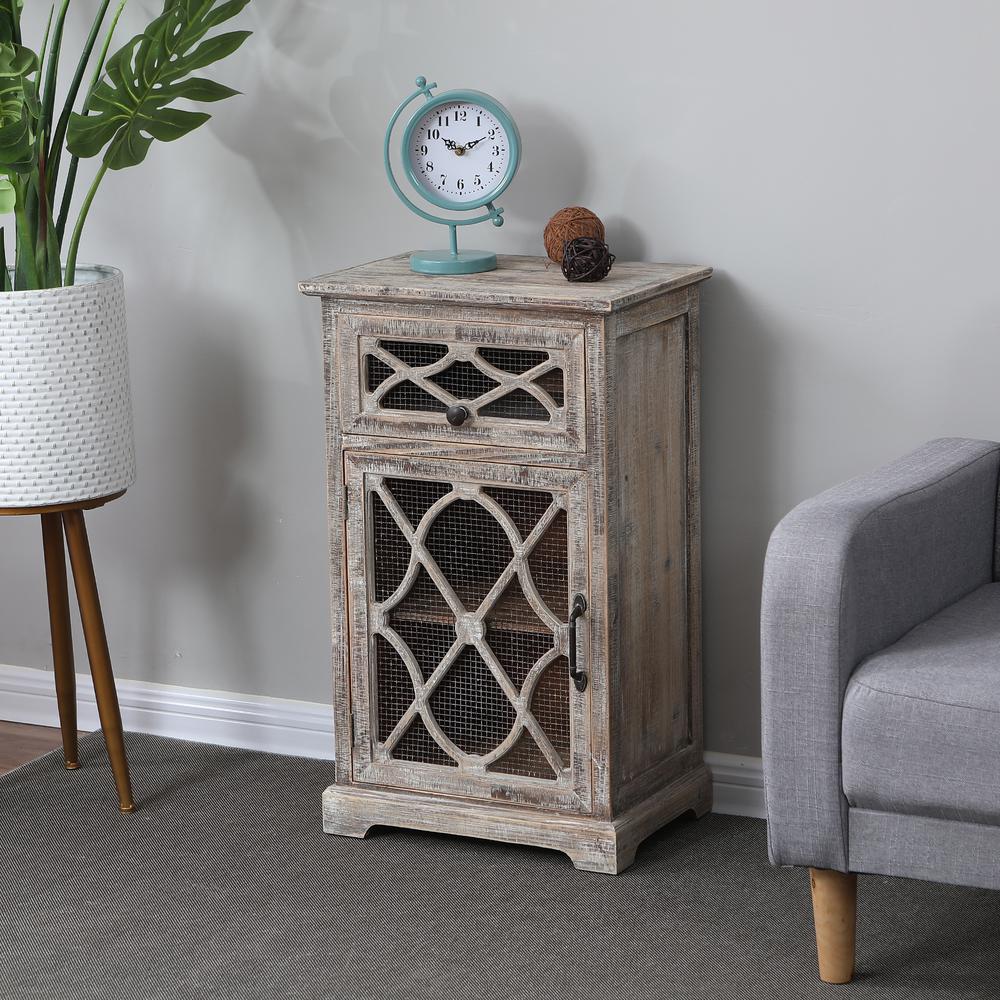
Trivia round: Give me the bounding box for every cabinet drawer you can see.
[340,315,586,452]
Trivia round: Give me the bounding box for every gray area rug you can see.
[1,732,998,999]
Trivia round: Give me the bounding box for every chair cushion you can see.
[842,583,1000,825]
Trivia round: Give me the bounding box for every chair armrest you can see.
[762,438,1000,871]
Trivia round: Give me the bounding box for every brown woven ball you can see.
[543,206,605,263]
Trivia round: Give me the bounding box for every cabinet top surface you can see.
[299,254,711,314]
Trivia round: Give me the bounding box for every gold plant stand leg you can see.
[63,508,135,813]
[41,513,78,769]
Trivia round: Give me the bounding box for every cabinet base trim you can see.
[322,764,712,874]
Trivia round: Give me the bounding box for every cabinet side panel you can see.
[612,315,690,798]
[326,304,353,781]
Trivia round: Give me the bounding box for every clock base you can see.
[410,249,497,275]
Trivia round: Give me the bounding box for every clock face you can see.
[406,99,513,206]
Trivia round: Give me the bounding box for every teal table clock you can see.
[385,76,521,274]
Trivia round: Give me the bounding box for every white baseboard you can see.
[0,664,765,817]
[703,751,766,819]
[0,663,336,761]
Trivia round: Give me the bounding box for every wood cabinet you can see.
[300,255,712,873]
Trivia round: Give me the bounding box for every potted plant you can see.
[0,0,251,506]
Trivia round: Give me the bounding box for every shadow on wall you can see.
[202,3,376,308]
[699,272,783,755]
[603,217,649,261]
[506,102,590,238]
[133,296,267,694]
[205,4,603,265]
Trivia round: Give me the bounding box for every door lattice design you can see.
[365,340,565,423]
[368,474,571,781]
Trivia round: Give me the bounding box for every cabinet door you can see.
[344,451,592,814]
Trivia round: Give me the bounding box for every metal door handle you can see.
[568,593,588,692]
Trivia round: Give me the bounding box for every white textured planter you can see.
[0,265,135,507]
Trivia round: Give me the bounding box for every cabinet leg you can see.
[810,867,857,984]
[63,510,134,813]
[323,818,373,839]
[41,514,78,769]
[564,831,639,873]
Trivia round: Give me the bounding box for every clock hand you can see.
[463,136,487,149]
[443,138,457,151]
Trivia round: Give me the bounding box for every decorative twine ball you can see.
[543,206,605,263]
[561,236,616,283]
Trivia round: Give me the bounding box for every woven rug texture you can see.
[1,732,998,1000]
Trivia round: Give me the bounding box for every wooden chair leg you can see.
[62,509,135,813]
[810,867,857,984]
[41,513,78,769]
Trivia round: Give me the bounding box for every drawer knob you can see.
[446,404,470,427]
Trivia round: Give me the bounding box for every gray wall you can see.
[4,1,999,756]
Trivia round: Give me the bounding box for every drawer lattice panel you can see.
[369,474,571,781]
[365,340,565,423]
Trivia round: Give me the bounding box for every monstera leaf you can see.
[0,39,37,176]
[67,0,250,170]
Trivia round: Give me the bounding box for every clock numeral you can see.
[488,161,495,173]
[457,178,465,190]
[455,109,467,121]
[425,160,433,172]
[437,115,449,127]
[474,174,482,186]
[476,115,481,126]
[488,127,497,138]
[491,145,500,156]
[428,128,440,139]
[439,174,447,184]
[419,144,428,155]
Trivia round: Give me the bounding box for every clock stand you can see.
[300,254,712,873]
[384,76,519,275]
[408,222,499,276]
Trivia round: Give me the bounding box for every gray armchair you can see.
[761,437,1000,983]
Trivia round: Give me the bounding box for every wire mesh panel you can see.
[344,317,587,454]
[349,455,589,807]
[363,340,565,423]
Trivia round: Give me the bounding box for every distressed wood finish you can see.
[300,254,711,315]
[341,314,587,453]
[610,316,690,807]
[301,254,711,873]
[323,763,711,874]
[344,451,593,813]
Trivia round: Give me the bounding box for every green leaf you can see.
[0,115,31,170]
[155,78,240,103]
[0,39,37,172]
[138,107,211,142]
[0,0,23,46]
[37,0,71,159]
[66,0,251,171]
[56,0,130,243]
[46,0,114,204]
[0,225,10,290]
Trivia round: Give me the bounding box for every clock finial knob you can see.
[415,76,426,88]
